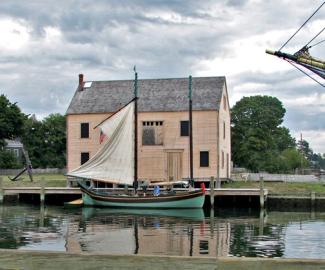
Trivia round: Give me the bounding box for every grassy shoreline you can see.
[222,181,325,194]
[0,174,67,187]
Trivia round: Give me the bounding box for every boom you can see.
[266,49,325,80]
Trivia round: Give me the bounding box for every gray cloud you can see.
[0,0,324,151]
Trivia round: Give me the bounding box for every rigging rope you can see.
[286,59,325,87]
[309,38,325,48]
[279,1,325,51]
[304,26,325,49]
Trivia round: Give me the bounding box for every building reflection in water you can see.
[65,207,232,257]
[4,205,316,258]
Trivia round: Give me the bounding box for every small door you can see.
[166,151,182,182]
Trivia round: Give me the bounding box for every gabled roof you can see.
[66,76,226,115]
[4,139,23,148]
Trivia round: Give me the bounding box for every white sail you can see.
[68,101,134,185]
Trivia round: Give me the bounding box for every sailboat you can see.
[67,71,205,208]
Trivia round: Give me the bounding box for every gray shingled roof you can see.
[66,77,226,114]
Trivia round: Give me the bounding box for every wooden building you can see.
[4,139,24,163]
[66,74,231,183]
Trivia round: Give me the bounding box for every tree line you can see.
[231,95,325,173]
[0,94,66,169]
[1,93,324,172]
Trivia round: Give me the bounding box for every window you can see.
[180,121,189,136]
[142,121,163,145]
[14,149,19,158]
[222,151,224,169]
[199,240,209,255]
[80,123,89,138]
[223,121,226,139]
[223,96,227,110]
[200,151,209,167]
[81,152,89,165]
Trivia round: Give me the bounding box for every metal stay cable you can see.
[309,38,325,48]
[279,1,325,51]
[304,27,325,48]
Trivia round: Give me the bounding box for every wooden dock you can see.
[206,188,268,197]
[1,187,267,197]
[0,187,268,207]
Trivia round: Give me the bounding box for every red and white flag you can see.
[99,129,107,144]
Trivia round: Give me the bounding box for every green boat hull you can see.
[82,192,205,209]
[82,207,205,220]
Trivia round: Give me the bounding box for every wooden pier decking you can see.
[0,187,268,207]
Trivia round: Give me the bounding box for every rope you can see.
[285,59,325,87]
[309,38,325,48]
[304,26,325,48]
[279,2,325,51]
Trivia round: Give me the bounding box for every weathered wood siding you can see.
[67,103,231,181]
[218,84,231,178]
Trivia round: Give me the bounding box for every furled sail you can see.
[67,101,134,185]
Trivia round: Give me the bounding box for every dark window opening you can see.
[199,240,209,254]
[223,96,227,110]
[222,151,224,169]
[81,152,89,165]
[200,151,209,167]
[81,123,89,138]
[142,121,163,145]
[180,121,189,136]
[223,121,226,139]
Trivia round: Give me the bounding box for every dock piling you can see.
[0,177,3,204]
[311,191,316,208]
[40,177,45,205]
[259,209,264,235]
[259,176,264,209]
[210,176,215,208]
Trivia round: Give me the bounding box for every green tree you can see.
[297,139,313,162]
[0,150,21,169]
[0,95,27,140]
[21,116,44,168]
[0,95,27,168]
[231,95,296,173]
[42,113,66,168]
[280,148,308,172]
[22,114,66,168]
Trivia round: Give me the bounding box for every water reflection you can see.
[72,207,214,256]
[1,205,325,258]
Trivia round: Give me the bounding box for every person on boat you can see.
[140,180,149,196]
[153,185,160,196]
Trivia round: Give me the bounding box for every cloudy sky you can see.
[0,0,324,152]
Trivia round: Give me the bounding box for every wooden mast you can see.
[189,75,194,187]
[134,69,138,191]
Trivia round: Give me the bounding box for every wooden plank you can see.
[2,187,268,198]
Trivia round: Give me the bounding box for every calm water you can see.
[0,204,325,259]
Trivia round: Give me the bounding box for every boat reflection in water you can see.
[65,207,230,257]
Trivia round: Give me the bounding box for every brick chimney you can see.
[79,74,84,91]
